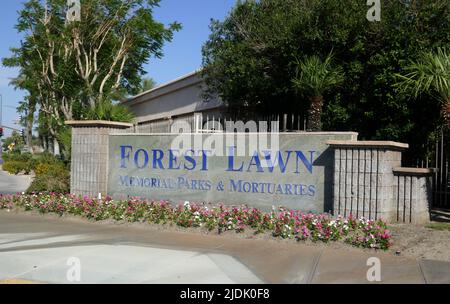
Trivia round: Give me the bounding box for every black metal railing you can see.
[433,130,450,209]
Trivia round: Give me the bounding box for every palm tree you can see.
[292,54,344,131]
[141,78,157,93]
[396,48,450,129]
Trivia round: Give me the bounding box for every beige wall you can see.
[124,71,224,126]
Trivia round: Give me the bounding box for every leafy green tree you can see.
[84,99,135,123]
[3,0,181,155]
[2,131,25,153]
[203,0,450,163]
[292,54,344,131]
[141,78,157,92]
[396,48,450,129]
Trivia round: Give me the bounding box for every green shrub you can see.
[9,153,32,163]
[35,152,60,165]
[2,152,67,179]
[27,158,38,172]
[2,162,15,174]
[27,164,70,194]
[2,153,11,162]
[2,152,32,163]
[35,163,53,176]
[3,161,27,175]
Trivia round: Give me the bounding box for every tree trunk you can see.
[42,136,47,152]
[307,96,324,132]
[443,98,450,131]
[26,118,33,153]
[53,137,60,157]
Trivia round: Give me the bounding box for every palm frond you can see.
[395,47,450,101]
[292,53,344,97]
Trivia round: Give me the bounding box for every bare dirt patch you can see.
[388,223,450,262]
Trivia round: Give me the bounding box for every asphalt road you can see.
[1,211,449,284]
[0,212,263,284]
[0,168,32,195]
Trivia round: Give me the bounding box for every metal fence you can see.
[432,130,450,209]
[199,112,307,133]
[136,112,308,134]
[416,129,450,209]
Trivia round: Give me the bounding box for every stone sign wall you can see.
[67,121,432,224]
[107,132,357,212]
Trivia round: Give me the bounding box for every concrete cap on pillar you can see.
[326,140,409,151]
[65,120,134,129]
[393,167,436,176]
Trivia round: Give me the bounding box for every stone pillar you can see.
[392,168,433,224]
[66,121,133,198]
[327,141,409,222]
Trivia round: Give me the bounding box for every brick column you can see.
[66,121,133,198]
[327,141,409,222]
[393,168,433,224]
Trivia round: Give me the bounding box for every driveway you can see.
[0,168,33,195]
[0,211,449,284]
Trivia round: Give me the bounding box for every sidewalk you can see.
[0,168,33,195]
[0,211,449,284]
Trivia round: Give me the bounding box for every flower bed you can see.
[0,193,392,250]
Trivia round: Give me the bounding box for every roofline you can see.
[123,69,203,105]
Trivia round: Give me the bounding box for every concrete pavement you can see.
[0,168,32,195]
[0,211,449,284]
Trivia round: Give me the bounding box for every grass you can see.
[426,222,450,231]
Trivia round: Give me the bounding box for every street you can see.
[0,168,32,195]
[1,211,449,284]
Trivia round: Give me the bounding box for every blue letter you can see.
[263,151,292,173]
[168,150,181,170]
[201,150,211,171]
[293,151,315,174]
[184,150,196,171]
[120,146,133,168]
[134,149,149,169]
[227,146,244,172]
[247,152,264,173]
[152,149,165,170]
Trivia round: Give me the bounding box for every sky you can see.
[0,0,236,137]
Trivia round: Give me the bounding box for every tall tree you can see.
[396,48,450,129]
[292,54,344,131]
[141,77,157,92]
[202,0,450,163]
[3,0,181,156]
